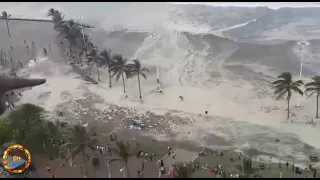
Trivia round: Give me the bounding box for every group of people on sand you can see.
[137,151,157,178]
[5,91,21,111]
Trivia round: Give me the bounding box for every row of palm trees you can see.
[272,72,320,119]
[47,8,149,98]
[1,11,11,38]
[46,120,193,178]
[45,119,136,178]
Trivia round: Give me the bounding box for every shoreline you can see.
[0,17,94,28]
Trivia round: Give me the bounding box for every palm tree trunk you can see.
[108,66,112,87]
[95,58,100,81]
[121,73,126,93]
[317,94,319,118]
[6,19,11,38]
[78,54,83,67]
[82,151,88,177]
[88,63,91,75]
[69,44,72,57]
[125,163,130,178]
[137,74,142,98]
[287,98,290,119]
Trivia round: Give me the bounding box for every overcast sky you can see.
[169,2,320,9]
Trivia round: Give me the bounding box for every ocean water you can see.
[2,2,320,167]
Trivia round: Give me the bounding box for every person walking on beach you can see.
[295,167,299,178]
[313,169,317,178]
[298,169,302,178]
[32,41,35,48]
[18,60,23,68]
[141,161,144,171]
[46,165,50,172]
[293,163,295,173]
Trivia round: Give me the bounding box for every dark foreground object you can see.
[0,75,46,115]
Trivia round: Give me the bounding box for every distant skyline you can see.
[169,2,320,9]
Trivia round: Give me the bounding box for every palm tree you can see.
[109,55,131,93]
[305,76,320,118]
[1,11,11,38]
[109,140,137,178]
[57,20,82,57]
[45,120,66,159]
[77,34,95,67]
[61,124,98,177]
[47,8,56,17]
[86,49,100,81]
[98,49,113,87]
[47,8,65,28]
[127,59,149,98]
[172,162,194,178]
[272,72,304,119]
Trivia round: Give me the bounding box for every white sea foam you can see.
[2,2,320,168]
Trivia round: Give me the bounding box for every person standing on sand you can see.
[141,161,144,171]
[32,41,35,48]
[293,163,295,173]
[313,169,317,178]
[298,169,302,178]
[137,170,141,178]
[43,48,47,56]
[205,111,208,115]
[18,60,23,68]
[295,167,299,178]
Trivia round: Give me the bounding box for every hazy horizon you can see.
[169,2,320,9]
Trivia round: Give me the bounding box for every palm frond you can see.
[292,80,304,86]
[272,79,285,85]
[275,89,288,100]
[140,72,147,80]
[291,86,303,96]
[277,72,292,81]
